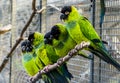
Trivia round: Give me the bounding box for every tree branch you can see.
[32,0,36,11]
[0,0,45,72]
[29,41,90,83]
[0,24,11,34]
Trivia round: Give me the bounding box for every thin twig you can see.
[0,24,11,34]
[0,0,45,72]
[29,41,90,83]
[36,7,46,14]
[20,0,37,37]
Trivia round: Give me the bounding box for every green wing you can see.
[45,44,60,63]
[22,52,40,76]
[78,17,101,41]
[36,42,53,66]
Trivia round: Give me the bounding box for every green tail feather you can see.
[60,63,73,80]
[89,43,120,71]
[98,48,120,71]
[42,74,52,83]
[43,69,70,83]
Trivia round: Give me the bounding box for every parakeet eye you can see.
[65,11,70,15]
[30,38,34,43]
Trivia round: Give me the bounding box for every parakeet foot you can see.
[68,49,78,57]
[75,41,90,50]
[29,71,42,83]
[42,65,51,73]
[68,41,90,57]
[75,41,87,50]
[68,41,88,56]
[57,58,64,66]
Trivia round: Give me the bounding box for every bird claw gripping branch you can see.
[68,49,78,57]
[29,70,42,83]
[68,41,90,57]
[57,58,64,66]
[75,41,90,51]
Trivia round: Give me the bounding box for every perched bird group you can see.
[21,5,120,83]
[21,32,73,83]
[60,6,120,71]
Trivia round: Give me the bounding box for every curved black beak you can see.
[60,14,65,20]
[44,38,52,45]
[60,14,68,20]
[44,38,48,44]
[21,46,26,52]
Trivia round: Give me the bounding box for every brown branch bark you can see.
[32,0,36,11]
[0,0,45,72]
[29,41,90,83]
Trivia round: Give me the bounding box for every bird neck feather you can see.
[33,34,44,48]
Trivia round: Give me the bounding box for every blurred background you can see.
[0,0,120,83]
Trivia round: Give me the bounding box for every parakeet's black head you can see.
[44,31,52,45]
[60,6,71,20]
[60,6,80,22]
[28,32,35,44]
[21,40,33,52]
[50,25,61,40]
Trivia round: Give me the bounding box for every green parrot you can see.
[28,32,73,83]
[48,23,91,59]
[21,39,40,76]
[44,31,60,63]
[21,39,54,83]
[60,6,120,71]
[44,31,73,81]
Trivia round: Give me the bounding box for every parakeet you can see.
[50,24,76,57]
[44,31,60,63]
[44,31,74,80]
[21,39,54,83]
[49,23,91,59]
[28,32,73,83]
[60,6,120,71]
[28,32,53,66]
[21,39,40,76]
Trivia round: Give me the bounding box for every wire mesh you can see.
[94,0,120,83]
[0,0,120,83]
